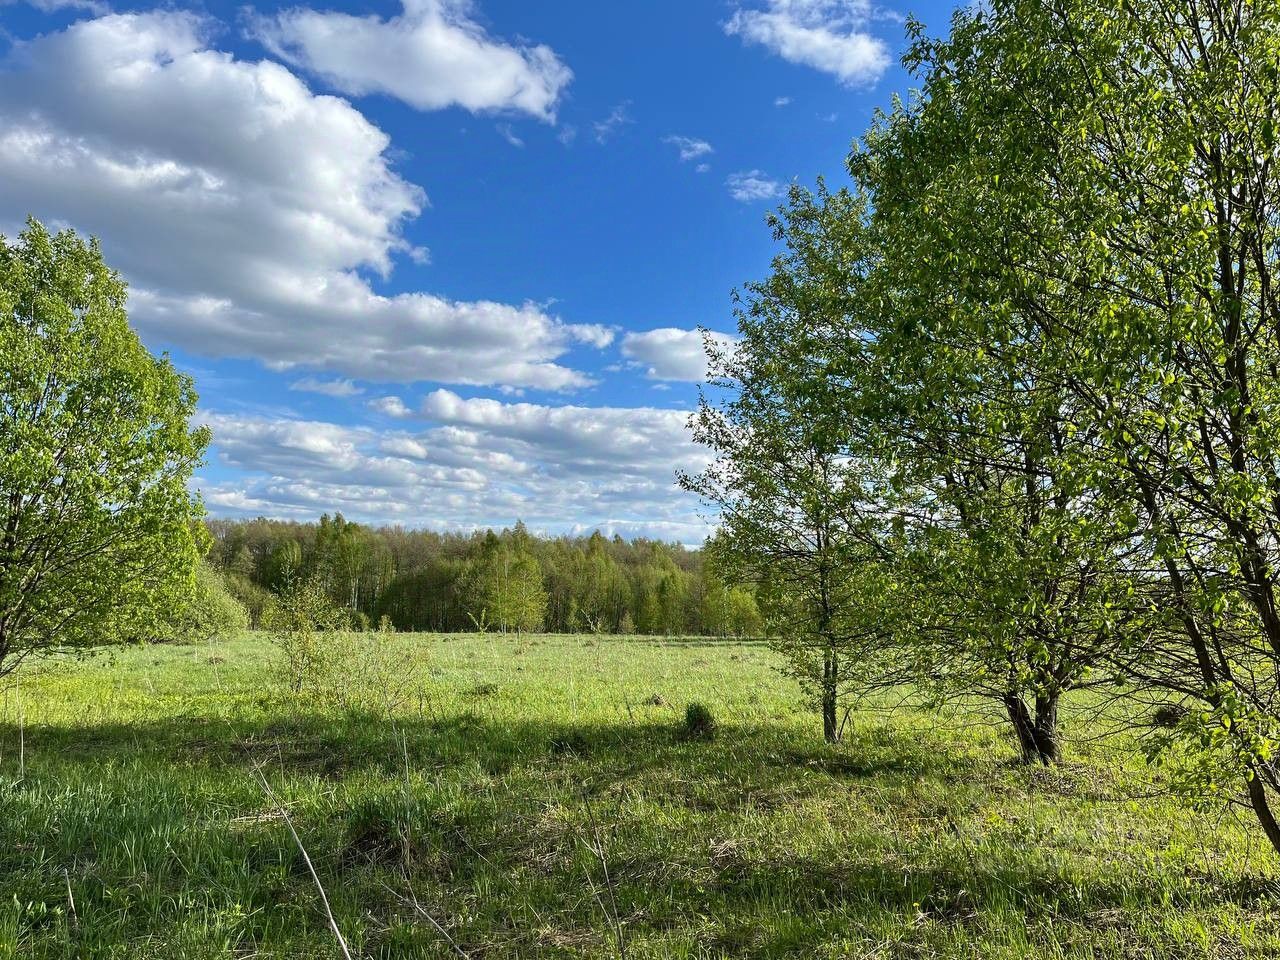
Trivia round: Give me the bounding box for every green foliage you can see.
[266,576,426,714]
[699,570,763,637]
[687,0,1280,797]
[331,618,430,717]
[683,184,913,743]
[207,517,719,636]
[0,218,208,677]
[221,572,277,630]
[841,0,1280,828]
[375,557,468,632]
[154,561,248,645]
[265,577,348,697]
[630,553,688,635]
[461,528,548,634]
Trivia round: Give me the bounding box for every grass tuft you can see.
[682,701,718,741]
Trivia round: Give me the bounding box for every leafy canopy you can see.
[0,218,209,675]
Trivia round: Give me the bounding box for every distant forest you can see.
[205,515,762,637]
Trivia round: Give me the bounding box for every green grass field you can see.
[0,632,1277,959]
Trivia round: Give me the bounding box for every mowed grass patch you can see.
[0,632,1276,959]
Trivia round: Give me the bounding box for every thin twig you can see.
[17,669,24,782]
[382,880,473,960]
[580,787,628,960]
[252,764,353,960]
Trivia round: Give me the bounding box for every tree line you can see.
[205,515,762,637]
[685,0,1280,855]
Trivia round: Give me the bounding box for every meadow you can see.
[1,632,1277,959]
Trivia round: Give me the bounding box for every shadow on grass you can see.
[0,700,987,794]
[0,705,1269,960]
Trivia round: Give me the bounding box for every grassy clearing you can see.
[0,632,1277,959]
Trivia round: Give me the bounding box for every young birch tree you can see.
[683,186,905,742]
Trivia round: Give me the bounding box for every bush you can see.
[156,561,248,644]
[267,578,427,715]
[682,702,717,740]
[264,577,347,696]
[337,621,430,717]
[223,573,277,629]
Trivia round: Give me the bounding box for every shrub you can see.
[264,577,346,696]
[337,622,430,717]
[267,579,427,715]
[223,573,278,629]
[155,561,248,644]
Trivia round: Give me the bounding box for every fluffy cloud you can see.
[198,399,712,541]
[726,0,890,86]
[621,328,737,382]
[0,13,601,390]
[420,390,706,477]
[370,396,413,418]
[289,377,363,397]
[726,169,784,202]
[664,135,714,162]
[251,0,571,121]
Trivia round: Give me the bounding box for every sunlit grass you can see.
[0,632,1276,958]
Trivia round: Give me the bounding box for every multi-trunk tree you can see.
[847,128,1147,765]
[850,0,1280,844]
[0,219,208,678]
[694,175,1137,761]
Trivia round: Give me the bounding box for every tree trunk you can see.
[1246,762,1280,857]
[1004,692,1060,765]
[1032,692,1060,764]
[1003,694,1041,765]
[822,649,838,743]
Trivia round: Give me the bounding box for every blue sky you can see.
[0,0,953,542]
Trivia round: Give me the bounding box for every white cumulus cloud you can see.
[250,0,572,121]
[726,0,891,86]
[370,396,414,418]
[420,389,706,478]
[197,399,712,541]
[621,328,737,382]
[0,13,602,390]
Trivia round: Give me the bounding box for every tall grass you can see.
[0,632,1275,958]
